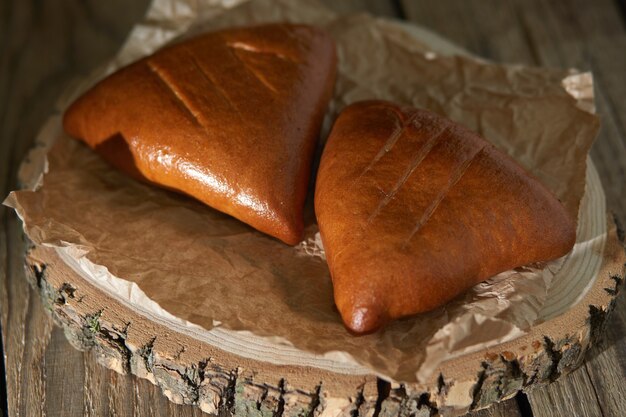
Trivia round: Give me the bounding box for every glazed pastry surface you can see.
[64,23,337,245]
[315,100,576,334]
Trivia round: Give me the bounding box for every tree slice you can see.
[23,217,624,417]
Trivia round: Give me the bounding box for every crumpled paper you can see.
[5,0,605,383]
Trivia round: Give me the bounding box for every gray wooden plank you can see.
[15,274,54,417]
[526,367,604,417]
[2,200,54,417]
[400,0,536,64]
[83,349,112,417]
[107,369,139,415]
[44,327,86,417]
[584,291,626,417]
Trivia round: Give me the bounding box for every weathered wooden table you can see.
[2,1,625,416]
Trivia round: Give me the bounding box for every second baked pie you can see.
[315,100,576,334]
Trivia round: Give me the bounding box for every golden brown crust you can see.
[63,24,337,245]
[315,100,576,334]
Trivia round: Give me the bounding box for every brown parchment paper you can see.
[5,0,602,383]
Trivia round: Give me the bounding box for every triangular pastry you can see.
[315,100,576,334]
[64,24,337,245]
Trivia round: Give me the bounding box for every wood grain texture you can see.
[526,368,603,417]
[583,291,626,417]
[401,0,626,416]
[2,0,625,417]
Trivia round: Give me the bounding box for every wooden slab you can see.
[20,216,624,416]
